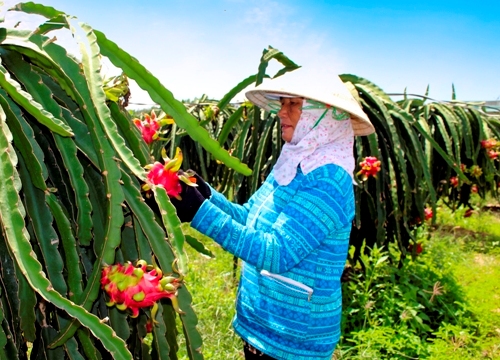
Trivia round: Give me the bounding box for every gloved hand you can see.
[187,171,211,199]
[171,173,207,223]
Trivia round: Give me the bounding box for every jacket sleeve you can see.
[204,174,273,225]
[191,165,354,274]
[204,185,250,225]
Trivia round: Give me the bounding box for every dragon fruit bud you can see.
[469,165,483,178]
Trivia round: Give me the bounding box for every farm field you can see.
[178,199,500,359]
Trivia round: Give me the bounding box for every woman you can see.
[172,69,374,360]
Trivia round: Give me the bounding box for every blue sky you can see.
[1,0,499,107]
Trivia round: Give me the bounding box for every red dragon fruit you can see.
[142,147,197,199]
[133,111,161,144]
[357,156,382,181]
[133,110,174,144]
[101,260,183,319]
[488,150,499,160]
[408,242,423,255]
[424,207,433,221]
[480,138,497,149]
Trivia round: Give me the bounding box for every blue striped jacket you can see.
[191,164,354,360]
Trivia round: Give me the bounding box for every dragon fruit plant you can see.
[0,2,248,359]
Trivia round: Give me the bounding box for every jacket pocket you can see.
[253,270,313,340]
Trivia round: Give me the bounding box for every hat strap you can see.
[266,99,350,127]
[312,107,330,128]
[302,99,350,128]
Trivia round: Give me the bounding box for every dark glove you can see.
[185,170,211,199]
[170,181,206,223]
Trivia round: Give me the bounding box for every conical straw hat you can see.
[245,68,375,136]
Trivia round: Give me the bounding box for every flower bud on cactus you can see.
[450,176,459,188]
[101,260,184,319]
[469,165,483,178]
[142,147,197,199]
[357,156,381,181]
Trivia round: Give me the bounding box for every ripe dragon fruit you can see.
[101,259,183,320]
[424,207,433,221]
[480,138,498,149]
[408,242,423,255]
[488,150,499,160]
[142,147,197,199]
[357,156,382,181]
[133,110,174,144]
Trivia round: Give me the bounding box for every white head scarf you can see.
[273,99,355,186]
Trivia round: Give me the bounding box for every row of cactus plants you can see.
[146,74,500,261]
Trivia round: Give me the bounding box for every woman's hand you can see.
[171,170,210,222]
[188,171,211,199]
